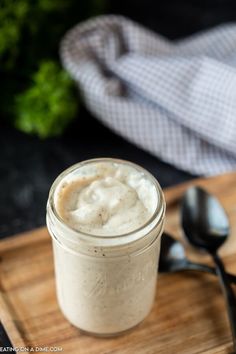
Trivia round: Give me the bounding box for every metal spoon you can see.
[181,186,236,351]
[160,232,236,284]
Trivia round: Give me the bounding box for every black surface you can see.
[110,0,236,39]
[0,325,15,351]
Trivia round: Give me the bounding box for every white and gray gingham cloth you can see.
[61,15,236,176]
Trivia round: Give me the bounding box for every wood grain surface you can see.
[1,172,236,354]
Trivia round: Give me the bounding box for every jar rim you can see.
[47,158,165,241]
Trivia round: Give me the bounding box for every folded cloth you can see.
[60,15,236,176]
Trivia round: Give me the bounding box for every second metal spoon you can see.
[160,232,236,284]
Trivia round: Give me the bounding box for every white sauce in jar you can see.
[47,159,165,336]
[57,163,157,236]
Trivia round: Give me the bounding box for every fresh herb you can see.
[0,0,106,138]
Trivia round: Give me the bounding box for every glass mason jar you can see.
[46,158,165,336]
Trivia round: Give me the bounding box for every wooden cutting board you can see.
[1,172,236,354]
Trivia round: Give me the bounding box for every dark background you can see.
[111,0,236,38]
[2,0,236,239]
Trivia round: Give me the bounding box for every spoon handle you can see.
[166,261,236,284]
[213,253,236,351]
[187,261,236,284]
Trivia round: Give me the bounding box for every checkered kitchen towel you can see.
[61,15,236,176]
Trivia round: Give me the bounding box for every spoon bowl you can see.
[181,186,229,252]
[160,232,186,269]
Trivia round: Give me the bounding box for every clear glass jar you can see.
[46,158,165,336]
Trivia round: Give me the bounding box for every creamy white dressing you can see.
[57,163,157,235]
[47,159,164,335]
